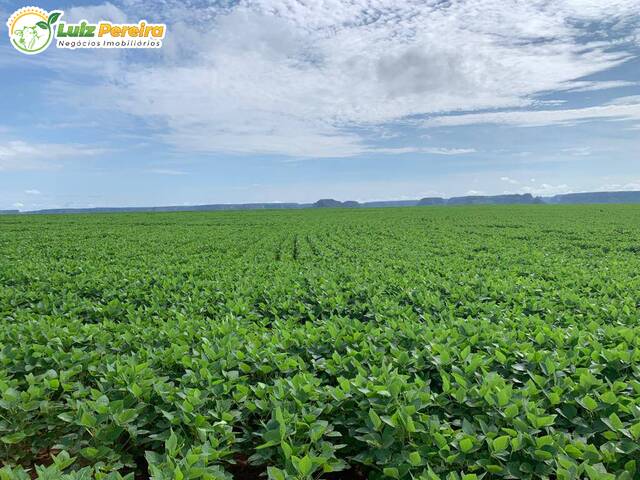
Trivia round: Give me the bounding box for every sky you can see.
[0,0,639,210]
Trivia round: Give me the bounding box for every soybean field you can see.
[1,205,639,480]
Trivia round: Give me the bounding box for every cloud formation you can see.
[45,0,640,157]
[0,140,105,171]
[149,168,188,176]
[424,96,640,127]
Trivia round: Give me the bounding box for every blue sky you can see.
[1,0,639,210]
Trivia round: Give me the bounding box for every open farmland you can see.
[1,205,640,480]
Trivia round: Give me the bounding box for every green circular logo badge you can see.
[7,7,62,55]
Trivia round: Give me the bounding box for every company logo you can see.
[7,7,61,54]
[7,6,165,54]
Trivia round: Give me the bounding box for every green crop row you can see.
[0,206,639,479]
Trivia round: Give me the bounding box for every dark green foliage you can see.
[0,205,639,479]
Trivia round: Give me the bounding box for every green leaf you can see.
[80,447,99,460]
[585,463,616,480]
[79,412,96,428]
[48,11,62,24]
[58,413,74,423]
[369,408,382,431]
[493,435,509,452]
[267,467,286,480]
[1,432,26,444]
[383,467,400,479]
[496,388,510,407]
[459,438,474,453]
[174,466,184,480]
[295,455,313,477]
[309,421,327,442]
[535,414,556,428]
[564,444,582,459]
[115,409,138,424]
[603,412,624,431]
[433,433,448,449]
[404,414,417,433]
[166,430,178,455]
[280,440,292,459]
[409,451,422,466]
[624,460,636,474]
[421,467,441,480]
[504,404,518,418]
[36,21,48,29]
[52,451,76,470]
[381,415,397,428]
[600,391,617,405]
[581,395,598,411]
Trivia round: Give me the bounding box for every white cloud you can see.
[500,176,520,185]
[0,140,105,171]
[424,97,640,128]
[567,81,638,92]
[521,183,572,195]
[12,203,24,209]
[54,0,640,157]
[562,147,592,156]
[607,95,640,106]
[25,189,41,195]
[368,147,476,155]
[598,181,640,191]
[422,148,477,156]
[63,2,128,23]
[149,168,188,176]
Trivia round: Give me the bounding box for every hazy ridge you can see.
[5,191,640,215]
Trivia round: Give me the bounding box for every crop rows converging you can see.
[0,206,639,480]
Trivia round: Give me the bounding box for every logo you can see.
[7,7,61,54]
[7,6,165,55]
